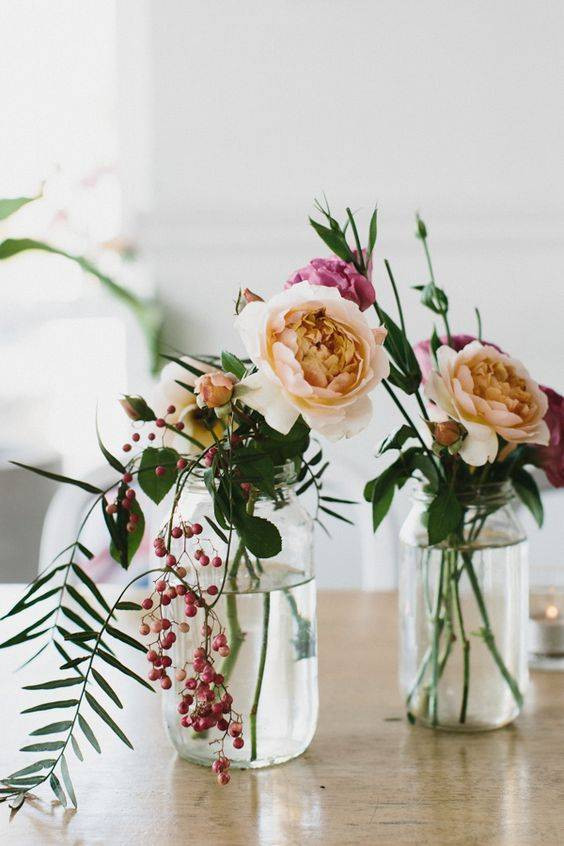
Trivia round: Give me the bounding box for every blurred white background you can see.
[1,0,563,585]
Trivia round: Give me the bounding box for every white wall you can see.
[118,0,564,587]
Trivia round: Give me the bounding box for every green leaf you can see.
[160,354,205,379]
[513,468,543,528]
[8,793,26,812]
[116,601,142,611]
[9,461,102,494]
[105,624,146,654]
[121,395,156,422]
[319,495,357,505]
[23,678,83,691]
[50,772,67,807]
[0,192,40,221]
[21,699,78,715]
[30,721,73,736]
[0,607,56,648]
[71,564,112,615]
[70,734,84,762]
[377,425,417,455]
[412,454,440,491]
[109,497,145,569]
[67,585,106,626]
[77,543,94,560]
[96,648,154,691]
[60,755,77,807]
[78,714,101,753]
[92,668,123,709]
[59,656,90,672]
[367,207,378,257]
[85,691,133,749]
[318,506,354,525]
[372,481,395,532]
[309,218,354,263]
[221,351,246,379]
[430,326,441,366]
[1,564,67,619]
[7,760,54,780]
[96,415,125,473]
[237,514,282,558]
[137,446,178,504]
[427,488,463,545]
[20,741,66,753]
[204,516,229,544]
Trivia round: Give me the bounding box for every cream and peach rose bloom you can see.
[425,341,550,466]
[234,281,389,440]
[152,356,222,452]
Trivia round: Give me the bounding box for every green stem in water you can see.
[462,551,523,708]
[428,552,446,725]
[452,556,470,723]
[250,592,270,761]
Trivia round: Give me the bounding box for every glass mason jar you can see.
[399,482,528,731]
[162,463,318,767]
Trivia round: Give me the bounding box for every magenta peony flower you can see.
[535,386,564,487]
[285,257,376,312]
[414,334,503,383]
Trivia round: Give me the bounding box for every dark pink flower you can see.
[535,386,564,487]
[414,334,503,382]
[285,256,376,312]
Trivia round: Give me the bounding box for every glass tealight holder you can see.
[529,581,564,671]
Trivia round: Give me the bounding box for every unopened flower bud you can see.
[194,371,236,409]
[242,287,264,304]
[433,419,464,447]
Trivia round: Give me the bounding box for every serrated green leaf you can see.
[92,668,123,709]
[78,714,101,753]
[21,699,78,715]
[30,721,73,736]
[138,447,178,504]
[236,514,282,558]
[85,691,133,749]
[20,741,65,753]
[70,734,83,762]
[23,678,83,691]
[60,756,77,807]
[427,488,463,545]
[50,772,67,807]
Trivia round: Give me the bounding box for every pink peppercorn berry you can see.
[155,466,166,477]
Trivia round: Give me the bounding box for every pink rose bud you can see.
[285,257,376,311]
[434,420,464,447]
[242,287,264,303]
[194,371,236,409]
[119,398,141,421]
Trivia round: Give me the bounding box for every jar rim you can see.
[410,479,515,506]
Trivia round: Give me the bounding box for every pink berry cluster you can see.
[104,475,139,534]
[139,520,243,785]
[121,404,187,454]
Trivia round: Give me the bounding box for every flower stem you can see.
[461,551,523,708]
[250,591,270,761]
[428,552,446,725]
[451,552,470,723]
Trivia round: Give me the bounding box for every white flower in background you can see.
[234,281,389,440]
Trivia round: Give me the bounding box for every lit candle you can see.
[529,587,564,667]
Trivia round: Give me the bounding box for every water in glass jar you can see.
[164,564,318,768]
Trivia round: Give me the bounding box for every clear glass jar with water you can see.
[399,482,528,731]
[163,464,317,767]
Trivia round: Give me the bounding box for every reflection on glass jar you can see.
[162,465,318,767]
[399,482,528,731]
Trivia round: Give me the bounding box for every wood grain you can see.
[0,587,562,846]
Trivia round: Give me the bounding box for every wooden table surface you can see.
[0,586,563,846]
